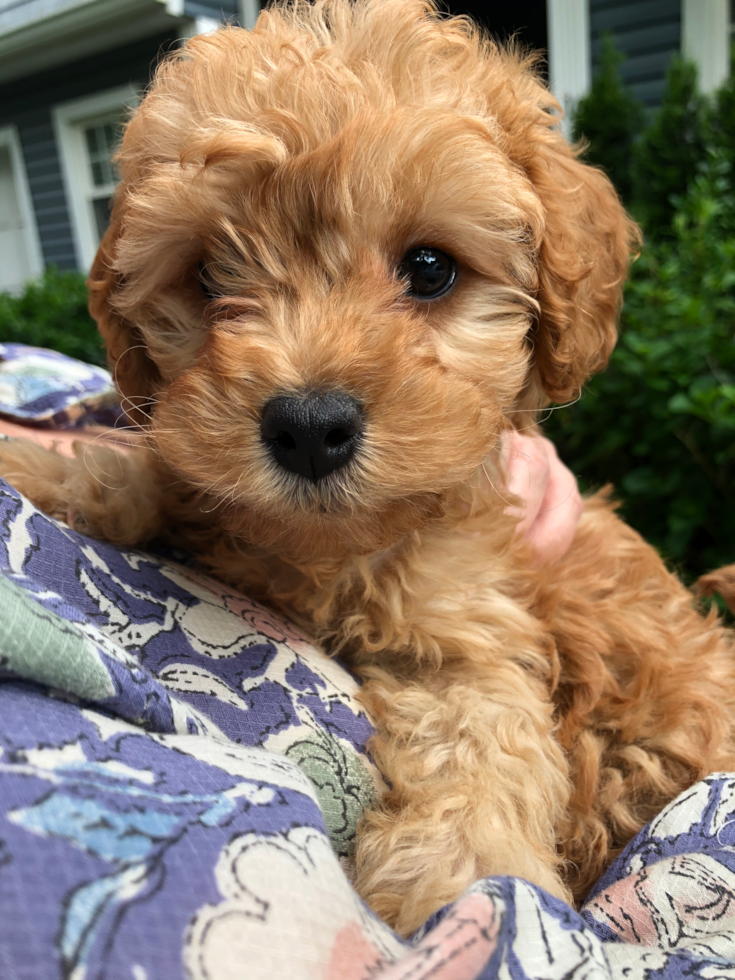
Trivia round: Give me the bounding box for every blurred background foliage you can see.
[546,39,735,579]
[2,40,735,579]
[0,267,104,366]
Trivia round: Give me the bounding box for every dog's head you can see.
[89,0,637,563]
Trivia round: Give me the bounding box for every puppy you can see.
[3,0,734,937]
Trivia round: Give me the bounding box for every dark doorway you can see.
[445,1,548,65]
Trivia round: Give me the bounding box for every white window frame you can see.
[52,84,140,271]
[546,0,591,137]
[0,123,44,284]
[682,0,730,94]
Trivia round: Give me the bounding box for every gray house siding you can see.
[0,30,177,270]
[590,0,682,106]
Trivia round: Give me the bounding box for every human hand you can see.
[500,430,583,566]
[0,419,141,457]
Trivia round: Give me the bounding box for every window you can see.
[446,1,548,67]
[0,125,43,294]
[83,115,125,241]
[53,86,138,270]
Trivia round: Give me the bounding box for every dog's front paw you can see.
[0,436,163,546]
[0,436,77,523]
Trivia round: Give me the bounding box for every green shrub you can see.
[546,154,735,578]
[632,57,708,238]
[708,72,735,158]
[556,46,735,578]
[0,268,105,367]
[706,68,735,211]
[572,33,644,204]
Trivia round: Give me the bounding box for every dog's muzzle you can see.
[260,391,363,482]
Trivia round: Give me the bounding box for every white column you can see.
[238,0,260,29]
[682,0,730,93]
[546,0,591,136]
[177,17,221,40]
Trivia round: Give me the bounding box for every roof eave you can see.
[0,0,194,84]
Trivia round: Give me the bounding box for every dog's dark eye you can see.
[398,247,456,299]
[197,262,220,301]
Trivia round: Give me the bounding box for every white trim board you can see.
[0,124,44,290]
[52,84,140,272]
[238,0,260,30]
[178,15,222,39]
[546,0,591,136]
[682,0,730,93]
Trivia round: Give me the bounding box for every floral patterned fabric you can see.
[3,480,735,979]
[0,343,121,428]
[2,348,735,979]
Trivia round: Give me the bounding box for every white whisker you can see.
[481,461,513,507]
[81,437,129,492]
[505,394,582,419]
[112,345,149,395]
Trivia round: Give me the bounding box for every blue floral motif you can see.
[0,342,120,427]
[1,683,326,980]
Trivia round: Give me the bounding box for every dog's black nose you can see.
[261,392,364,482]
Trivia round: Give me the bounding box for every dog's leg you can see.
[0,437,172,545]
[538,492,735,901]
[353,660,570,936]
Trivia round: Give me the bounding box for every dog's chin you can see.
[221,486,447,566]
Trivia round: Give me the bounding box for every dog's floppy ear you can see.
[512,95,640,407]
[87,215,162,426]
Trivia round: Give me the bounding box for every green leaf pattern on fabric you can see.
[0,574,115,701]
[286,727,376,858]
